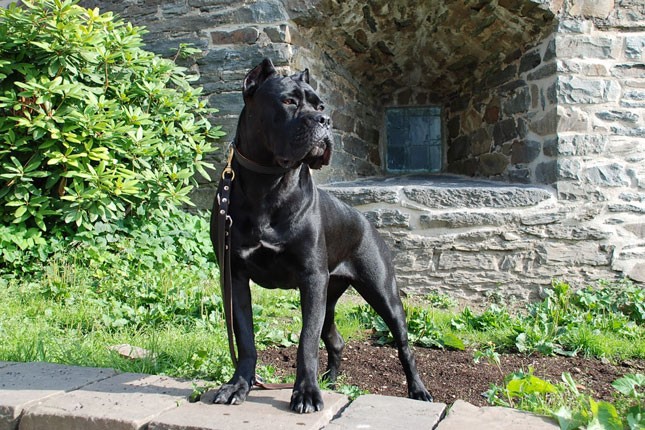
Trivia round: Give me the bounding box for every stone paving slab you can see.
[0,363,563,430]
[150,389,349,430]
[436,399,559,430]
[19,372,194,430]
[0,362,117,430]
[324,394,446,429]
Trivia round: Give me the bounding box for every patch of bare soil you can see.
[259,341,645,406]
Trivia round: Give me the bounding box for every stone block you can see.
[479,153,510,176]
[325,395,445,430]
[198,44,293,74]
[511,139,542,164]
[557,134,608,156]
[583,163,630,187]
[569,0,615,18]
[503,87,531,115]
[321,185,400,206]
[447,116,461,138]
[208,91,243,115]
[626,262,645,282]
[493,119,518,145]
[622,223,645,238]
[535,159,558,184]
[557,106,589,133]
[436,399,559,430]
[211,27,260,45]
[611,63,645,79]
[485,64,518,89]
[621,88,645,109]
[526,62,557,81]
[448,136,471,162]
[519,50,542,73]
[0,363,117,430]
[556,35,621,59]
[537,242,611,265]
[596,110,640,123]
[557,59,610,76]
[471,129,493,156]
[403,184,553,209]
[557,158,582,180]
[364,209,410,228]
[420,211,516,228]
[625,35,645,60]
[542,136,558,157]
[529,108,557,135]
[520,211,566,225]
[20,373,194,430]
[558,76,621,104]
[150,389,349,430]
[438,251,498,270]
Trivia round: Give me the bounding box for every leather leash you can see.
[216,144,292,390]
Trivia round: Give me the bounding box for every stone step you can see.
[0,362,560,430]
[324,394,446,429]
[322,174,556,210]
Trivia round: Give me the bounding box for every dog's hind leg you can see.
[321,277,350,386]
[352,254,433,402]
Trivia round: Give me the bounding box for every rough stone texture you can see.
[436,400,559,430]
[0,363,561,430]
[0,363,117,430]
[321,176,623,301]
[324,395,446,430]
[20,373,195,430]
[151,389,348,430]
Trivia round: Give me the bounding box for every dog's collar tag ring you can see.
[221,144,235,180]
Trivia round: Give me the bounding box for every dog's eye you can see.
[283,98,296,105]
[317,104,325,112]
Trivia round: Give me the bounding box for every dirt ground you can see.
[259,341,645,406]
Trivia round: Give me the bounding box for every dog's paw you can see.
[290,385,324,413]
[409,388,433,402]
[211,377,251,405]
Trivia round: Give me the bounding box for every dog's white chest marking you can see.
[239,240,283,259]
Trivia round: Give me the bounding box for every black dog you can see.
[210,58,432,413]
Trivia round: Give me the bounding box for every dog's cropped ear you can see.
[295,69,310,84]
[243,58,277,99]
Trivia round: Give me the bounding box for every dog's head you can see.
[240,58,332,170]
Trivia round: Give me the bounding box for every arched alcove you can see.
[287,0,558,185]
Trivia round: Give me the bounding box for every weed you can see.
[484,369,644,430]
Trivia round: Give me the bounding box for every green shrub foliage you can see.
[0,0,222,231]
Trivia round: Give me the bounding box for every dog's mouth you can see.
[275,137,332,170]
[303,138,332,170]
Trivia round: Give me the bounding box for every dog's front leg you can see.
[290,272,328,413]
[213,274,256,405]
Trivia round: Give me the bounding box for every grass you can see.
[1,210,644,428]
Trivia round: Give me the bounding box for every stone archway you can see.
[286,0,558,185]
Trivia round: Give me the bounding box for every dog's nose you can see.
[306,114,331,128]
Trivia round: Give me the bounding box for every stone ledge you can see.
[322,175,556,209]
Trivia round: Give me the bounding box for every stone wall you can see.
[446,35,559,184]
[322,176,617,302]
[551,0,645,283]
[63,0,645,299]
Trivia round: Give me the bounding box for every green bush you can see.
[0,0,223,232]
[26,209,221,329]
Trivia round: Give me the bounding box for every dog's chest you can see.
[234,218,298,288]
